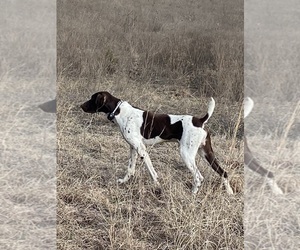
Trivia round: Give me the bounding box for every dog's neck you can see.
[107,100,123,121]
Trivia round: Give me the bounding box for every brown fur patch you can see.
[140,112,183,140]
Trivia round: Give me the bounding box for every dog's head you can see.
[80,91,116,114]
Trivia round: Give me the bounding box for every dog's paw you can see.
[191,187,199,195]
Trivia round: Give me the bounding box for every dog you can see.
[81,91,233,195]
[244,97,283,194]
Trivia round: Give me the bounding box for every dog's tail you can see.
[207,97,215,121]
[244,97,254,118]
[200,97,215,125]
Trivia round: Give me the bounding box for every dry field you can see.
[57,0,244,249]
[244,103,300,249]
[245,0,300,248]
[0,80,56,250]
[57,80,244,249]
[245,139,300,249]
[0,1,56,249]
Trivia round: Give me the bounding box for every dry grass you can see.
[57,0,243,102]
[0,1,56,249]
[245,128,300,249]
[57,1,244,248]
[245,1,300,248]
[57,80,244,249]
[245,0,300,101]
[244,92,300,250]
[0,81,56,249]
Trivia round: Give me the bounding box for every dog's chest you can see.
[115,107,144,135]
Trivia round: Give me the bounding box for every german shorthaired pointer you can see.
[81,91,233,195]
[244,97,283,194]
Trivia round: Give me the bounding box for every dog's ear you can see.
[95,92,107,108]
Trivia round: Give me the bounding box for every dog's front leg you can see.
[121,132,159,185]
[136,145,159,185]
[118,146,138,184]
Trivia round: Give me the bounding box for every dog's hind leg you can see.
[180,146,203,194]
[200,132,233,194]
[245,139,283,194]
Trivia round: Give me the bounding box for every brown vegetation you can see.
[57,0,244,249]
[1,1,56,249]
[245,1,300,248]
[58,0,243,102]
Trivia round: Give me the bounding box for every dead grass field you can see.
[245,0,300,248]
[57,80,244,249]
[57,0,244,249]
[0,80,56,250]
[58,0,243,102]
[0,1,56,249]
[245,109,300,249]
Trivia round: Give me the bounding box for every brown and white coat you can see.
[81,91,233,195]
